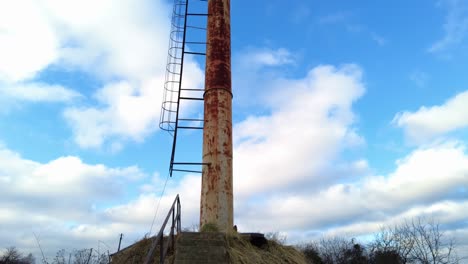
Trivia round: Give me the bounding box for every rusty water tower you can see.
[159,0,233,233]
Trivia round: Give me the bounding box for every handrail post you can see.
[143,194,181,264]
[178,197,181,232]
[172,207,176,251]
[159,236,163,264]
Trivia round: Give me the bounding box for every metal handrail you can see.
[144,195,181,264]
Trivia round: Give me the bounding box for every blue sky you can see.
[1,0,468,261]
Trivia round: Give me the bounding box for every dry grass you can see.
[110,237,174,264]
[111,233,307,264]
[226,234,308,264]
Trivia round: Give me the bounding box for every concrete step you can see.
[174,232,230,264]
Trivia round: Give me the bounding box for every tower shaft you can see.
[200,0,233,232]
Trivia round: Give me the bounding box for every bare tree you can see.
[0,247,35,264]
[406,218,458,264]
[50,248,107,264]
[94,253,108,264]
[371,217,459,264]
[21,254,35,264]
[52,249,66,264]
[310,237,368,264]
[300,243,324,264]
[265,232,287,245]
[72,249,93,264]
[370,224,414,263]
[0,247,22,263]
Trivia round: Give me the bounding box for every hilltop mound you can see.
[110,232,307,264]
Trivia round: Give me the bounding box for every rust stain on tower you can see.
[200,0,233,232]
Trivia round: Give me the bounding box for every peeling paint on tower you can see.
[200,0,233,233]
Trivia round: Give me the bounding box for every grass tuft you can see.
[200,222,219,232]
[226,234,307,264]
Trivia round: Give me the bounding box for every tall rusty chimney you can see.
[200,0,233,232]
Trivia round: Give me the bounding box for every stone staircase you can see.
[173,232,230,264]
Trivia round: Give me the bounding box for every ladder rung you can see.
[185,41,207,44]
[179,118,204,122]
[180,97,203,101]
[186,26,207,30]
[184,51,206,56]
[172,162,210,166]
[177,126,203,130]
[187,13,209,16]
[171,169,202,174]
[181,88,204,91]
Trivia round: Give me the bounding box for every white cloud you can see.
[428,0,468,53]
[231,55,468,258]
[1,0,467,260]
[39,0,172,82]
[105,174,201,227]
[351,159,370,172]
[234,64,365,197]
[0,144,149,258]
[0,83,81,103]
[1,60,369,258]
[114,61,468,258]
[238,48,296,69]
[63,59,203,149]
[393,90,468,143]
[54,0,204,149]
[0,0,60,82]
[0,0,171,83]
[2,55,468,260]
[234,143,468,246]
[0,146,144,209]
[321,199,468,239]
[63,79,164,148]
[0,0,205,149]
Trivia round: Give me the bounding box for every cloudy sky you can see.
[1,0,468,261]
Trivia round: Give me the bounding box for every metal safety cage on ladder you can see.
[159,0,209,177]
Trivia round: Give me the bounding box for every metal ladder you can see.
[159,0,209,176]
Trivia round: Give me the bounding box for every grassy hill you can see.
[110,233,307,264]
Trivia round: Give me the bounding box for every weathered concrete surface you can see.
[174,232,229,264]
[200,0,233,233]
